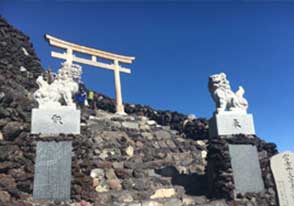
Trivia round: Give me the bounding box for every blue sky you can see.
[2,1,294,151]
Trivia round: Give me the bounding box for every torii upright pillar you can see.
[113,59,124,113]
[45,34,135,114]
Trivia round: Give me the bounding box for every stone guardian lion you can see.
[33,62,82,108]
[208,73,248,113]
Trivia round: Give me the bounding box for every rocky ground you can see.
[0,16,279,206]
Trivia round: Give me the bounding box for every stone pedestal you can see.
[31,107,80,134]
[209,112,255,138]
[206,136,277,203]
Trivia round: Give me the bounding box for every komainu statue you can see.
[33,62,82,108]
[208,72,248,113]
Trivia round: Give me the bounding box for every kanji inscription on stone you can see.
[271,151,294,206]
[33,141,72,200]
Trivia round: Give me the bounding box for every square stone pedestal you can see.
[209,112,255,138]
[31,107,80,134]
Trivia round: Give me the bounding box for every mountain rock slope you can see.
[0,16,278,206]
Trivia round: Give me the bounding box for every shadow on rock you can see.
[155,165,208,196]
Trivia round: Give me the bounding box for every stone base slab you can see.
[31,107,80,134]
[209,112,255,138]
[33,141,72,200]
[229,144,265,194]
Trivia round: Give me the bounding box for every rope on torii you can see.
[45,34,135,114]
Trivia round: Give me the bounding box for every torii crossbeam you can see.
[45,34,135,114]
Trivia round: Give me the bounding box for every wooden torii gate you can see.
[45,34,135,114]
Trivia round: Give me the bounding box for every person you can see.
[93,93,99,110]
[75,89,87,108]
[88,90,94,109]
[82,89,88,107]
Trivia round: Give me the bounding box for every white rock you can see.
[201,151,207,159]
[125,146,134,157]
[0,132,3,141]
[182,197,194,205]
[177,166,188,174]
[147,120,157,126]
[90,168,104,178]
[183,120,189,127]
[150,188,176,199]
[196,140,206,146]
[89,115,99,120]
[99,150,109,160]
[0,92,4,100]
[20,66,27,72]
[95,184,109,193]
[92,177,100,187]
[21,47,29,56]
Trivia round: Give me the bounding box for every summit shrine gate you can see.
[45,34,135,114]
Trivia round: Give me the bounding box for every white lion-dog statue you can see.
[33,62,82,108]
[208,72,248,113]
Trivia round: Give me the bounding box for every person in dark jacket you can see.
[75,89,87,108]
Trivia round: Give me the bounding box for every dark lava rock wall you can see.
[206,135,278,206]
[85,92,209,140]
[0,16,42,123]
[0,16,43,205]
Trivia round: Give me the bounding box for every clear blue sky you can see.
[2,1,294,152]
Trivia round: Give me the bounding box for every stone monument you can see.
[208,72,255,138]
[271,151,294,206]
[31,62,81,134]
[206,73,265,200]
[32,62,82,200]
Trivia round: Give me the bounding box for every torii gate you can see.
[45,34,135,114]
